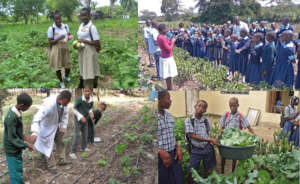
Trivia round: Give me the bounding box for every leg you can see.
[188,152,202,184]
[88,120,94,144]
[56,70,63,82]
[232,160,237,172]
[221,157,226,174]
[71,120,80,153]
[6,154,24,184]
[155,52,161,79]
[54,130,66,165]
[81,122,88,151]
[166,77,173,90]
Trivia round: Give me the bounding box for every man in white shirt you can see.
[148,21,161,80]
[233,16,249,38]
[143,19,154,67]
[30,90,72,174]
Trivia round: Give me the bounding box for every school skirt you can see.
[213,47,223,60]
[281,121,294,142]
[159,57,178,80]
[78,44,100,80]
[49,42,70,70]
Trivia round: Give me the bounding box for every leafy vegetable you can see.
[219,128,258,147]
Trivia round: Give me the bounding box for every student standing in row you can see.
[143,19,154,67]
[262,32,276,84]
[217,97,255,174]
[48,11,72,88]
[158,90,184,184]
[185,100,219,183]
[4,93,33,184]
[77,8,101,88]
[149,21,162,80]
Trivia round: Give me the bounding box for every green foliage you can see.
[98,159,108,166]
[140,133,153,144]
[124,133,138,142]
[108,178,124,184]
[45,0,80,21]
[119,155,132,167]
[114,142,128,155]
[81,152,88,158]
[219,128,259,146]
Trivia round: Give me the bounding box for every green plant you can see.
[115,142,128,155]
[219,127,259,146]
[124,133,138,142]
[81,152,88,158]
[141,133,152,144]
[98,159,108,167]
[120,155,132,167]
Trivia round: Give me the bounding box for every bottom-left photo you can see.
[0,89,157,184]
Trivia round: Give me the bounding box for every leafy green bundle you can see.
[220,128,258,147]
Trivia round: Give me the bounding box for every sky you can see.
[95,0,120,7]
[138,0,300,16]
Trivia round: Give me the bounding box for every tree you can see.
[139,10,157,20]
[110,0,118,18]
[45,0,81,22]
[120,0,138,11]
[161,0,181,21]
[91,1,98,10]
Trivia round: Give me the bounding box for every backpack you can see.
[185,117,209,153]
[225,112,242,130]
[89,25,101,53]
[280,109,286,128]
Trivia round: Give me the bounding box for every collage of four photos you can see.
[0,0,300,184]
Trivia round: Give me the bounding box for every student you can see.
[70,88,94,159]
[149,21,162,80]
[206,31,215,62]
[271,30,295,89]
[277,17,294,40]
[246,33,263,84]
[291,114,300,147]
[88,103,107,145]
[295,35,300,89]
[30,90,72,174]
[262,32,276,84]
[196,31,206,58]
[282,96,299,142]
[222,29,232,67]
[229,35,239,80]
[235,29,251,82]
[158,90,184,184]
[213,29,224,67]
[256,21,268,45]
[77,8,101,88]
[185,100,219,183]
[48,11,72,88]
[143,19,154,67]
[157,24,178,90]
[4,93,33,184]
[217,97,255,174]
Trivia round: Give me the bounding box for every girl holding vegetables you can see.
[217,97,255,174]
[76,8,101,88]
[48,11,72,88]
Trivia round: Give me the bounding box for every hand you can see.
[59,35,65,40]
[171,37,176,42]
[30,135,37,144]
[78,39,86,43]
[235,49,241,54]
[80,117,87,123]
[27,143,34,151]
[159,150,171,167]
[209,138,220,146]
[216,133,222,140]
[175,147,183,164]
[89,112,94,120]
[264,71,267,76]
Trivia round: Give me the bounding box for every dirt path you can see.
[0,96,157,184]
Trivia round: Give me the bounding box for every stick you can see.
[47,166,73,184]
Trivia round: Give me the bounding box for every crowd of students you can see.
[144,16,300,89]
[157,90,299,184]
[3,89,106,183]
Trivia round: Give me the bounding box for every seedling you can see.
[115,142,128,155]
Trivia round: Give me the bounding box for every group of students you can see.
[158,90,255,184]
[3,89,106,183]
[150,16,300,89]
[48,8,101,89]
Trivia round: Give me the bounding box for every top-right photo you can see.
[138,0,300,91]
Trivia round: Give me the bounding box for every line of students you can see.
[167,18,300,89]
[158,91,255,184]
[3,90,106,183]
[48,8,101,89]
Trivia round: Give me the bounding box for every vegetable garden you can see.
[174,118,300,184]
[0,18,138,89]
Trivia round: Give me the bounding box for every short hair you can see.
[81,7,91,16]
[266,32,276,42]
[254,33,264,41]
[195,100,208,108]
[179,22,184,28]
[59,90,72,100]
[240,28,248,35]
[229,97,239,104]
[53,10,61,18]
[158,90,169,100]
[224,29,231,34]
[99,102,107,110]
[283,16,289,22]
[158,24,167,32]
[17,93,32,106]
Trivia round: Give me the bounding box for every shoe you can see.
[60,82,65,88]
[69,153,77,160]
[57,160,72,166]
[64,77,71,82]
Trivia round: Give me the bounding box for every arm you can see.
[6,118,28,149]
[240,39,251,52]
[247,126,255,134]
[160,37,174,52]
[31,104,50,136]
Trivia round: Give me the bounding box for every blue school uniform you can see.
[262,41,276,84]
[291,126,299,146]
[246,42,263,84]
[249,28,257,37]
[237,37,251,75]
[257,28,268,45]
[229,41,239,72]
[271,41,295,89]
[222,36,231,66]
[206,37,215,62]
[190,36,197,57]
[213,35,223,60]
[196,36,206,58]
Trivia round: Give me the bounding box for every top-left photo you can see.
[0,0,138,89]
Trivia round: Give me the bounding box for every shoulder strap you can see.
[190,117,195,128]
[89,25,94,41]
[52,27,55,39]
[239,113,242,130]
[203,118,209,134]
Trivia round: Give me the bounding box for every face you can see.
[252,35,259,43]
[229,100,239,114]
[54,14,62,27]
[98,105,106,112]
[282,18,288,25]
[231,35,236,42]
[59,98,70,107]
[195,103,207,115]
[83,88,92,99]
[146,20,151,26]
[224,30,230,37]
[240,31,246,38]
[80,10,90,24]
[159,93,172,110]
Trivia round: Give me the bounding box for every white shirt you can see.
[77,21,100,41]
[47,23,69,43]
[148,28,161,54]
[143,26,151,40]
[233,21,249,38]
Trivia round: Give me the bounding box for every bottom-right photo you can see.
[157,90,300,184]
